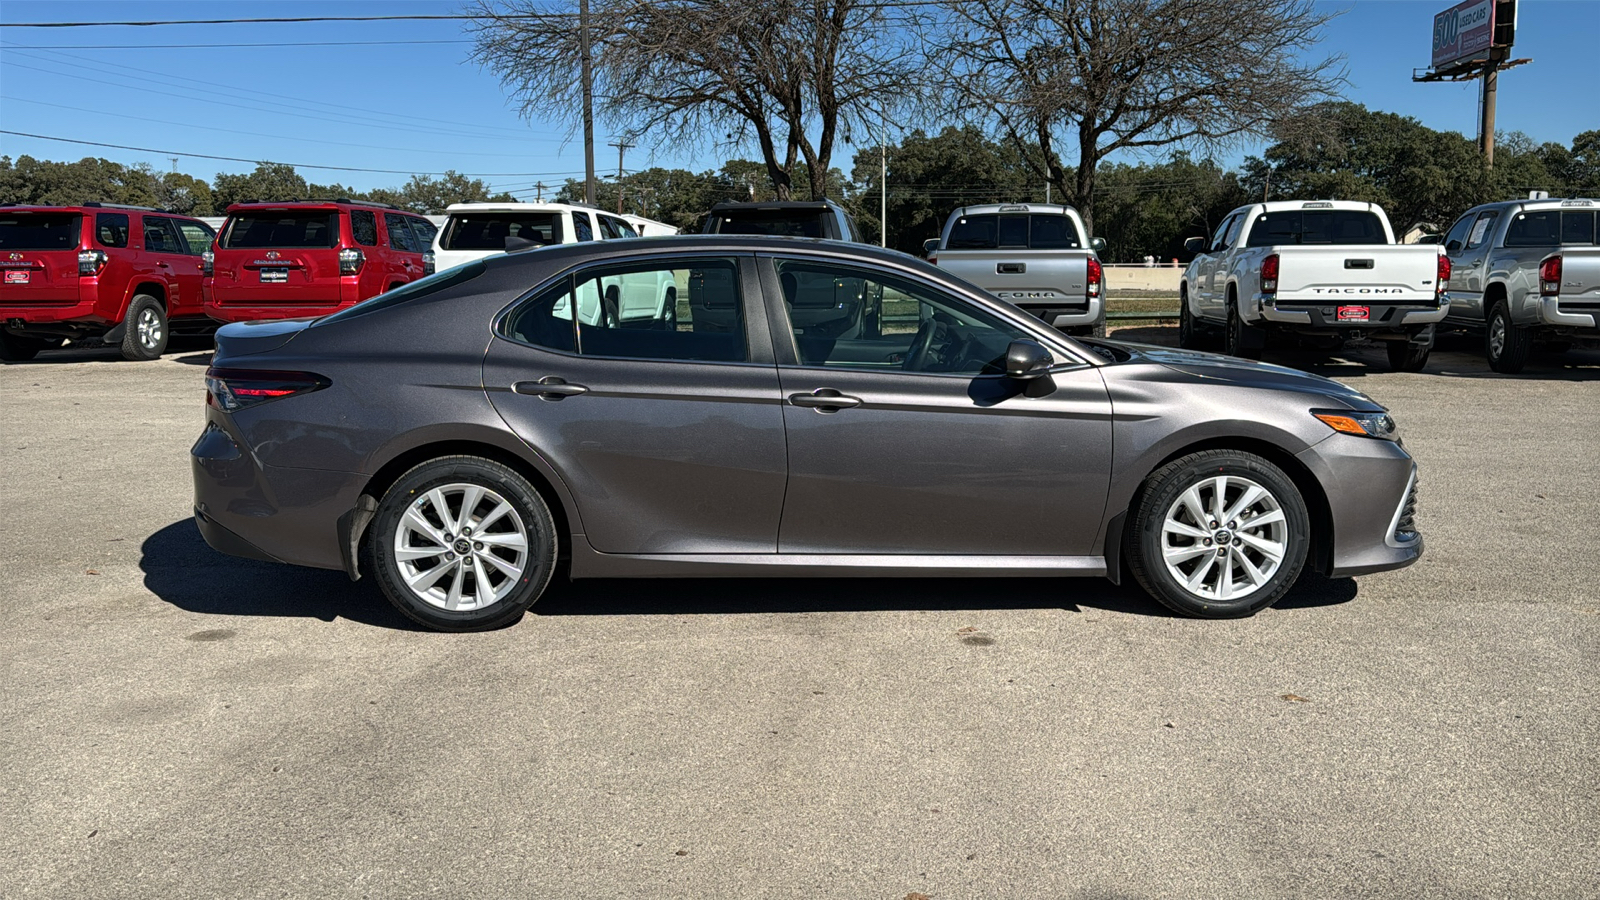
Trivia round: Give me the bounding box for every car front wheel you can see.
[1126,450,1310,618]
[1486,300,1531,374]
[369,455,558,631]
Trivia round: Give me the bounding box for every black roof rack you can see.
[83,201,159,211]
[229,197,408,211]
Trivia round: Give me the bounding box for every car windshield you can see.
[1245,210,1386,246]
[444,213,562,250]
[0,213,82,250]
[221,211,339,249]
[710,210,825,238]
[946,214,1081,250]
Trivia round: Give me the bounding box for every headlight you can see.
[1312,409,1399,441]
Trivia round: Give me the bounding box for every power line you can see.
[0,130,585,177]
[0,14,511,28]
[0,39,473,49]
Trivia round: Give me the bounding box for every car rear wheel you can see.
[1224,296,1264,360]
[120,295,168,361]
[1126,450,1310,618]
[1386,340,1430,372]
[369,455,558,632]
[1486,300,1531,374]
[1177,293,1200,349]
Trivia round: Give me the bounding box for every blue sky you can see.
[0,0,1593,198]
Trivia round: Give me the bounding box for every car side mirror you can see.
[922,238,940,256]
[1090,237,1107,252]
[1183,236,1206,254]
[1005,339,1054,380]
[1445,240,1462,254]
[1415,234,1442,245]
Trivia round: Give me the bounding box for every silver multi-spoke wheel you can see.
[1161,474,1287,602]
[1488,313,1506,359]
[137,306,163,350]
[393,482,529,611]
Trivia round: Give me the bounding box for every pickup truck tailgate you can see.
[934,249,1088,304]
[1553,247,1600,321]
[1272,245,1440,303]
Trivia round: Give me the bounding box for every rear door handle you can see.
[514,376,588,400]
[157,261,171,269]
[788,388,862,412]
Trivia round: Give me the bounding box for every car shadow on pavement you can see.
[140,519,422,630]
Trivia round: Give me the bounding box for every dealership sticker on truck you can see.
[1337,305,1370,322]
[4,270,29,284]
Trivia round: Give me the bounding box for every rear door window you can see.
[385,213,419,252]
[141,216,185,254]
[174,220,215,255]
[572,212,595,242]
[442,213,560,250]
[0,213,83,250]
[222,211,339,248]
[1245,210,1386,246]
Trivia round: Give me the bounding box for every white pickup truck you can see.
[1179,200,1450,371]
[923,203,1108,336]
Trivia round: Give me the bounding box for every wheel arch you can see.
[1108,435,1335,582]
[1482,280,1508,322]
[129,281,168,310]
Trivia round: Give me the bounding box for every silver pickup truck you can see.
[923,203,1108,336]
[1440,196,1600,373]
[1180,200,1449,371]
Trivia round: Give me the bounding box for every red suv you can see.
[0,203,216,361]
[204,200,438,323]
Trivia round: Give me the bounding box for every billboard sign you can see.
[1431,0,1497,68]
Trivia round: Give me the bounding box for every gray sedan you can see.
[192,236,1421,631]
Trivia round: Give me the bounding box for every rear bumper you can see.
[1014,296,1104,330]
[1540,297,1598,329]
[191,420,363,571]
[1256,296,1447,330]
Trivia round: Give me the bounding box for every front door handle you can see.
[514,376,588,400]
[788,388,862,412]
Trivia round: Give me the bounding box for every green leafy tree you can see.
[212,162,309,209]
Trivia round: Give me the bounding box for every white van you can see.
[431,202,642,271]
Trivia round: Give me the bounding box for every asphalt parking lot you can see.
[2,333,1597,899]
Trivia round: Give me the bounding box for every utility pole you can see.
[1479,67,1498,166]
[608,137,634,214]
[578,0,596,205]
[879,126,887,248]
[535,181,545,202]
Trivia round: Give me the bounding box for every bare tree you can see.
[936,0,1344,234]
[468,1,921,200]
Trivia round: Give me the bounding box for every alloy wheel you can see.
[393,482,529,611]
[1488,312,1506,360]
[1160,474,1287,601]
[137,307,163,350]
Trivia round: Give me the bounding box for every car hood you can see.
[1080,339,1385,411]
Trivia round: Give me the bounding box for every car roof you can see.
[953,203,1082,217]
[0,202,205,220]
[223,200,416,213]
[443,201,608,214]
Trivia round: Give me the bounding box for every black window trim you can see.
[493,251,772,368]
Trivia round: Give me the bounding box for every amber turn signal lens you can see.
[1313,413,1368,435]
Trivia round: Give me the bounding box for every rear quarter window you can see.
[350,209,378,246]
[96,213,130,248]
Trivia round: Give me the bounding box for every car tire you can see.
[369,456,559,632]
[1225,296,1264,360]
[120,295,168,361]
[1,332,54,362]
[1486,300,1531,374]
[1087,319,1107,338]
[1177,293,1200,349]
[1386,340,1429,372]
[1126,450,1310,618]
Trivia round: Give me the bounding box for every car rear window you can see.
[708,210,825,238]
[0,213,82,250]
[945,214,1081,250]
[1245,210,1386,246]
[221,211,339,249]
[443,213,562,250]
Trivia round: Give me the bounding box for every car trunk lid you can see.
[0,212,85,306]
[211,209,344,305]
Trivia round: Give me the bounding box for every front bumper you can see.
[1296,437,1423,578]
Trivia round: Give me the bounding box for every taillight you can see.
[339,247,365,275]
[78,249,107,276]
[422,250,435,276]
[1261,253,1280,293]
[205,367,330,412]
[927,255,937,266]
[1540,256,1562,296]
[201,249,214,277]
[1436,254,1451,292]
[1085,256,1102,298]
